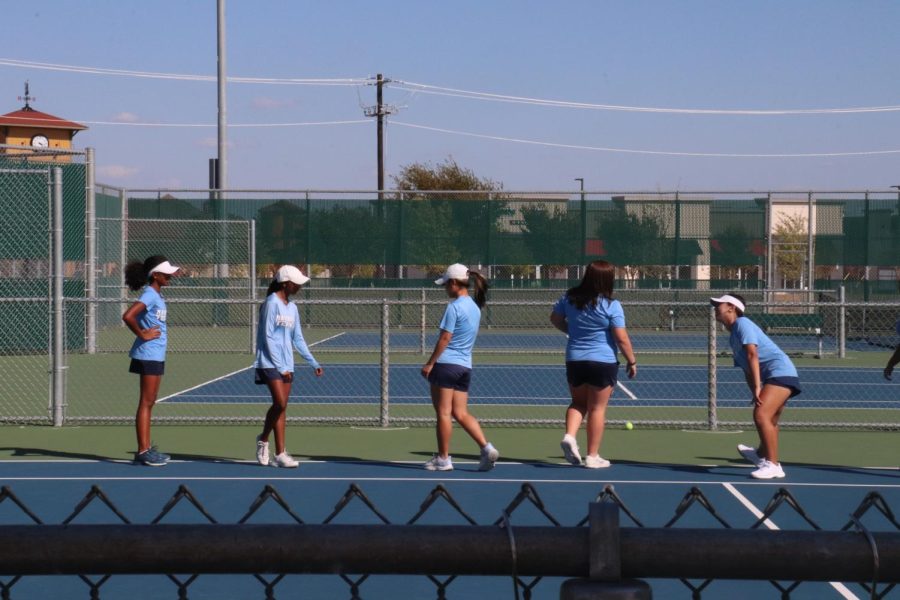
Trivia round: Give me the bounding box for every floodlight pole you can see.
[216,0,229,280]
[217,0,227,195]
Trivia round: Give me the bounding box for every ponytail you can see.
[124,255,168,291]
[468,270,489,308]
[265,280,282,298]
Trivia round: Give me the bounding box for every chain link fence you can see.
[2,167,899,428]
[2,292,894,429]
[1,482,897,599]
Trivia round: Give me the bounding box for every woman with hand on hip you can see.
[711,293,801,479]
[550,260,636,469]
[421,263,499,472]
[122,255,181,467]
[254,265,323,468]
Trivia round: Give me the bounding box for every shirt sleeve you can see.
[290,305,320,369]
[608,300,626,328]
[438,302,458,334]
[552,294,568,315]
[262,300,287,372]
[736,318,760,347]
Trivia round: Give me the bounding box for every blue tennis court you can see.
[162,364,897,409]
[312,330,889,354]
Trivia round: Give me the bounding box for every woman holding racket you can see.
[122,255,181,467]
[421,263,499,472]
[550,260,637,469]
[254,265,323,468]
[711,293,801,479]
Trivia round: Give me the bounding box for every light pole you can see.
[575,178,585,276]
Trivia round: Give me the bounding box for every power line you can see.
[392,121,900,158]
[0,58,366,85]
[395,80,900,116]
[4,58,899,115]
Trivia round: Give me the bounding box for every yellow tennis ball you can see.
[625,421,634,430]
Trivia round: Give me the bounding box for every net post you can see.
[51,167,66,427]
[380,299,390,427]
[707,303,718,430]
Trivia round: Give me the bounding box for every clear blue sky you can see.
[3,0,899,191]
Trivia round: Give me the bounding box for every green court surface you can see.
[1,425,897,469]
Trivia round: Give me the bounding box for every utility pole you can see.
[364,74,396,200]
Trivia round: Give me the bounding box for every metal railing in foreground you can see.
[0,483,898,599]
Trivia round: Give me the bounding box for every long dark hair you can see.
[567,260,615,310]
[124,255,168,291]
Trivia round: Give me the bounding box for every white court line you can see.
[157,332,346,404]
[723,482,860,599]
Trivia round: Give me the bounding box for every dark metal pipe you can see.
[1,525,898,582]
[0,525,587,576]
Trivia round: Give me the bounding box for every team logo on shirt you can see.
[275,314,294,328]
[155,309,167,322]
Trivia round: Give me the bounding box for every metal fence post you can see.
[51,167,66,427]
[380,300,390,427]
[249,219,257,354]
[85,147,97,354]
[119,187,128,320]
[420,288,426,355]
[708,304,718,430]
[838,285,846,359]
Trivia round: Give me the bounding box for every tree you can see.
[594,206,669,279]
[773,213,808,288]
[391,158,510,275]
[710,223,762,282]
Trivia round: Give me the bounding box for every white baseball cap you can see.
[435,263,469,285]
[276,265,310,286]
[710,294,746,314]
[148,260,181,276]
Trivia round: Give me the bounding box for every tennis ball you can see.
[625,421,634,431]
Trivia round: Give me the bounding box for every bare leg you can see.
[565,385,588,438]
[261,378,292,455]
[754,384,791,464]
[451,389,488,449]
[585,385,614,457]
[135,374,162,453]
[431,384,454,458]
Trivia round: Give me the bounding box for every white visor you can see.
[148,260,181,276]
[435,263,469,285]
[710,294,745,313]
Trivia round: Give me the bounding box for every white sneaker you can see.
[751,460,785,479]
[256,435,269,466]
[270,451,299,468]
[424,455,453,471]
[737,444,762,466]
[478,444,500,472]
[560,435,583,466]
[584,455,611,469]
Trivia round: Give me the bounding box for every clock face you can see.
[30,135,49,148]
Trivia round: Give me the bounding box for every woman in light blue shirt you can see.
[421,263,498,472]
[711,293,801,480]
[550,261,637,469]
[254,265,323,468]
[122,255,181,467]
